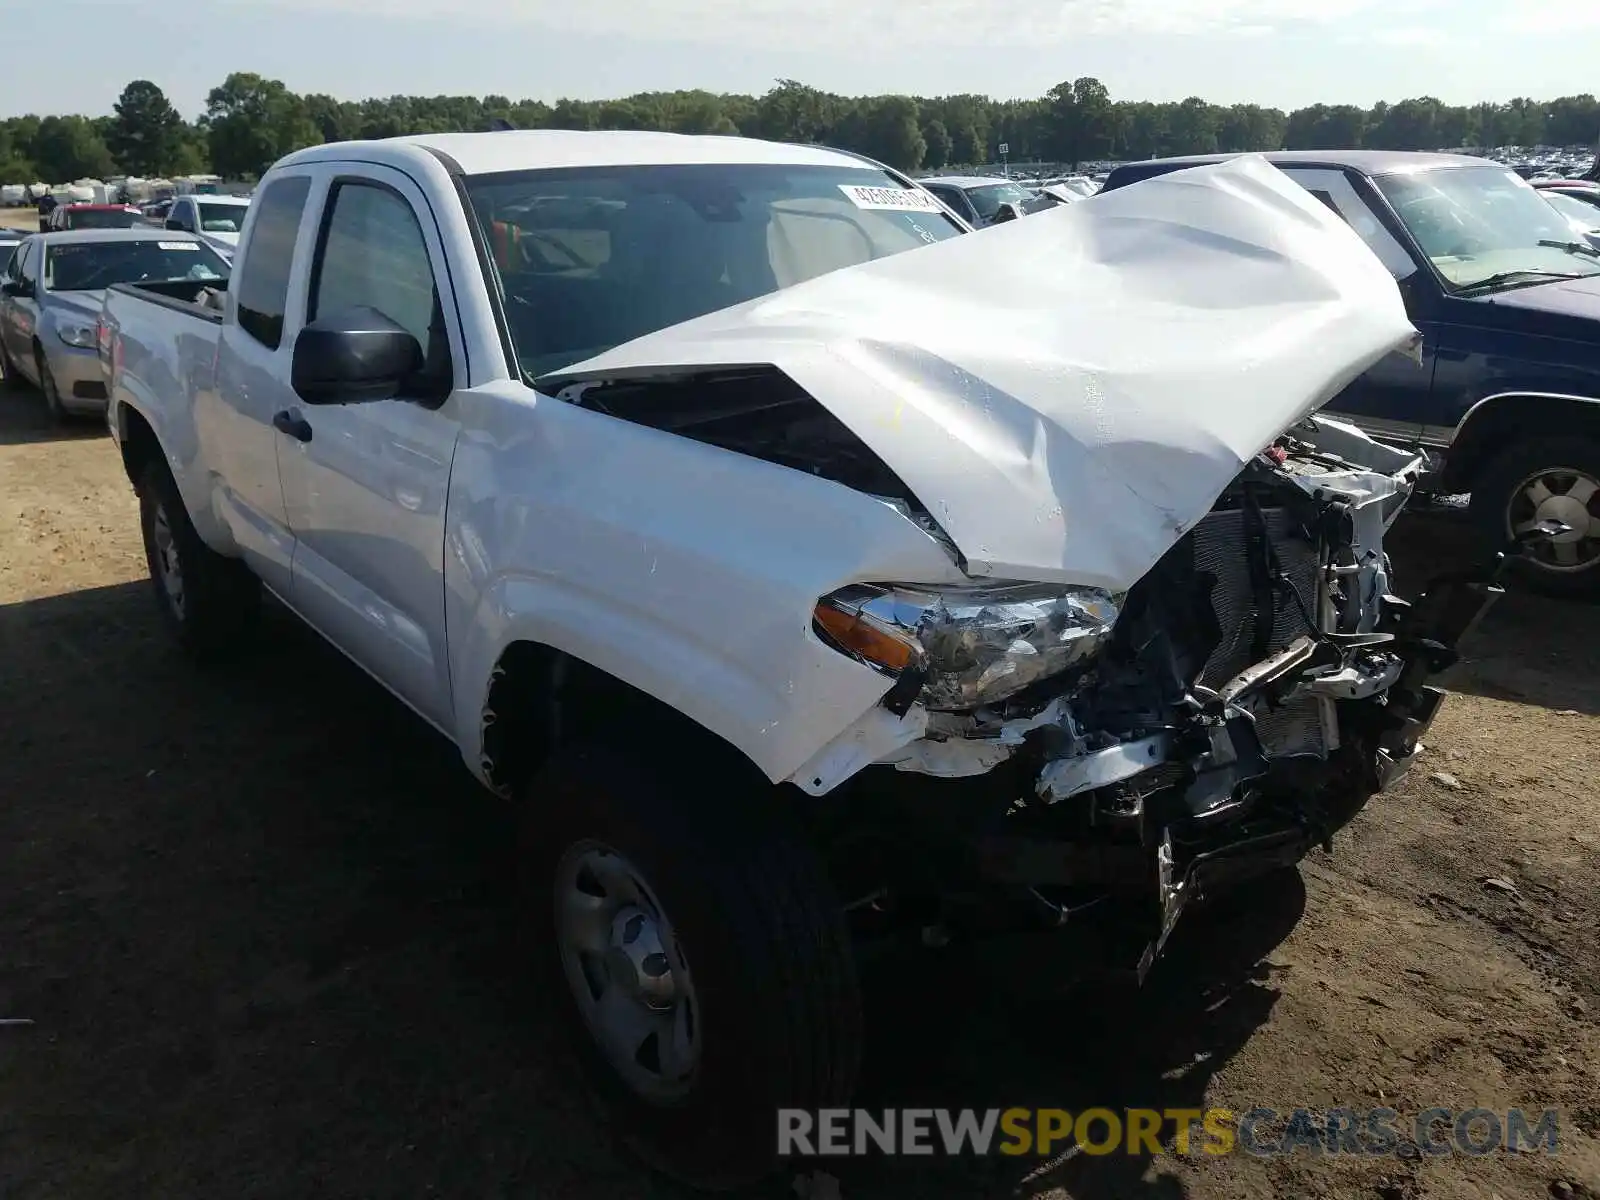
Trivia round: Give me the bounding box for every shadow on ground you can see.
[0,580,1310,1198]
[0,380,104,446]
[1389,510,1600,717]
[0,506,1592,1197]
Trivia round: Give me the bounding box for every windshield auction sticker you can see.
[157,242,200,251]
[838,184,945,213]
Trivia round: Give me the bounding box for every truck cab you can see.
[1102,151,1600,596]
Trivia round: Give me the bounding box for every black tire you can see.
[136,459,261,659]
[35,348,67,423]
[525,742,861,1191]
[0,338,22,391]
[1468,434,1600,599]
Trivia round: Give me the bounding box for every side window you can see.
[234,176,311,350]
[308,181,444,374]
[1281,168,1418,281]
[16,242,36,287]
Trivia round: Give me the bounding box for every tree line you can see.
[2,74,1597,184]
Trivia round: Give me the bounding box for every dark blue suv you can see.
[1102,151,1600,597]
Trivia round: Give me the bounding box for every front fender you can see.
[443,384,968,787]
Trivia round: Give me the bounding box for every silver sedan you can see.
[0,228,229,421]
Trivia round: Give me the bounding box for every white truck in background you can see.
[97,132,1509,1189]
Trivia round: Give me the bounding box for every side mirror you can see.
[1,279,29,298]
[291,307,423,405]
[165,218,184,231]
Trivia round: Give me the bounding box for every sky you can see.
[2,0,1597,121]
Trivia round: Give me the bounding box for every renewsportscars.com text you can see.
[777,1107,1562,1158]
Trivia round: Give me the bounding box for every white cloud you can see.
[1496,0,1600,32]
[221,0,1453,50]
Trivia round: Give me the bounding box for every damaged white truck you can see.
[100,133,1513,1187]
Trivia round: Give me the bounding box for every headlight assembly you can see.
[814,582,1120,710]
[57,323,96,349]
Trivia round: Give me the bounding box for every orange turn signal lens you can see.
[813,602,918,672]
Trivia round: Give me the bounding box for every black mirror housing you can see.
[291,306,423,405]
[1,279,28,298]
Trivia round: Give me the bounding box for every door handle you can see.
[272,409,313,443]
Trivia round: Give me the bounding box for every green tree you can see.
[856,96,924,171]
[1167,97,1220,156]
[206,72,321,179]
[921,118,952,169]
[304,93,361,144]
[31,115,116,181]
[108,80,185,175]
[1046,76,1114,166]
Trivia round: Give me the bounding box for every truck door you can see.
[272,165,463,728]
[205,173,316,596]
[3,241,42,384]
[0,240,34,369]
[1277,167,1437,447]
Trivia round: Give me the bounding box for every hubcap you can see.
[151,502,186,618]
[554,842,698,1102]
[1507,467,1600,572]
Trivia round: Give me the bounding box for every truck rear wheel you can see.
[1469,435,1600,598]
[137,460,261,658]
[524,742,861,1190]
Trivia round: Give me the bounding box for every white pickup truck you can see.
[99,132,1507,1187]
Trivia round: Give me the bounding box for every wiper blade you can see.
[1457,268,1587,294]
[1537,238,1600,260]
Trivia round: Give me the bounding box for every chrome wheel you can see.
[1507,466,1600,572]
[150,501,186,619]
[554,841,699,1103]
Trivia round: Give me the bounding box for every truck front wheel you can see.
[1469,435,1600,598]
[525,743,861,1190]
[137,460,261,658]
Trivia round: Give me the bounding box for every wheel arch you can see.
[1442,391,1600,493]
[474,638,770,803]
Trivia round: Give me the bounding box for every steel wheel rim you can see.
[553,840,699,1103]
[151,502,185,618]
[1506,466,1600,573]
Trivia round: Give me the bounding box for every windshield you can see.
[466,163,965,377]
[1374,166,1600,291]
[197,202,247,233]
[45,240,230,292]
[964,182,1037,221]
[68,208,137,229]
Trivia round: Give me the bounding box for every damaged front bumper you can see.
[798,418,1507,976]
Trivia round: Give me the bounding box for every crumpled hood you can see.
[542,155,1419,593]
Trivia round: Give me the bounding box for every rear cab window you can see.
[233,176,311,349]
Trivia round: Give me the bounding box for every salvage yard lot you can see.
[1,388,1598,1199]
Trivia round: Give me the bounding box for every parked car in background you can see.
[1103,150,1600,596]
[918,175,1053,225]
[97,133,1493,1188]
[1534,179,1600,214]
[1540,189,1600,250]
[46,203,141,232]
[163,194,251,257]
[0,228,26,261]
[0,229,228,421]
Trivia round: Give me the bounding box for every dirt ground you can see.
[0,381,1597,1200]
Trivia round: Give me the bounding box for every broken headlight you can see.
[814,583,1119,711]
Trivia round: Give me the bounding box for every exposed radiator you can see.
[1189,506,1326,759]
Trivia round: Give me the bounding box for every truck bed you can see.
[107,278,229,324]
